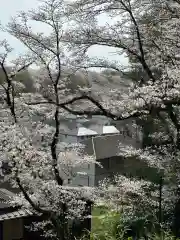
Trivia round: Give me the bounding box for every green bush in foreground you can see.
[81,206,178,240]
[88,232,178,240]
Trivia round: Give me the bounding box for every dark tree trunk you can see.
[172,129,180,238]
[173,196,180,238]
[158,176,163,233]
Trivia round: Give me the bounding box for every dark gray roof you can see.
[0,188,34,221]
[0,188,15,200]
[0,201,10,209]
[0,209,33,221]
[0,188,15,209]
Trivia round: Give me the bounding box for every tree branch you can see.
[0,62,17,122]
[49,7,64,185]
[51,107,63,185]
[16,176,51,215]
[120,0,155,82]
[27,94,150,120]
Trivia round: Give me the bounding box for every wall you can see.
[3,218,23,240]
[59,133,78,143]
[93,134,141,160]
[95,156,160,186]
[70,162,96,187]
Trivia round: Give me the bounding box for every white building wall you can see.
[60,134,78,143]
[71,162,96,187]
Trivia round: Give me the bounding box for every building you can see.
[57,120,152,187]
[54,116,144,187]
[70,131,143,187]
[58,120,158,187]
[0,188,35,240]
[58,116,111,143]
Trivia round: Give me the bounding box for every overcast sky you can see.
[0,0,128,66]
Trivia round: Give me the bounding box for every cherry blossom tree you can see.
[2,0,180,238]
[0,1,98,239]
[60,0,180,237]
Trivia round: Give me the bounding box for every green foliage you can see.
[92,206,110,232]
[87,206,177,240]
[92,209,122,239]
[82,206,123,240]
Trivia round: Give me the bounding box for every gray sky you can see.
[0,0,128,66]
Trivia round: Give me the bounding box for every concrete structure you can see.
[57,116,111,143]
[68,130,142,187]
[55,117,143,187]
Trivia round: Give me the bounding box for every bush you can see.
[81,206,178,240]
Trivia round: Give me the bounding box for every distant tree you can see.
[0,66,35,93]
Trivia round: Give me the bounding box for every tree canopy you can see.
[1,0,180,239]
